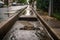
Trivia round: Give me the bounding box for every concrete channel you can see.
[2,5,53,40]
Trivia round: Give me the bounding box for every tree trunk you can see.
[48,0,53,16]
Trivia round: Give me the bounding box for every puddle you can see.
[25,5,31,16]
[20,5,35,17]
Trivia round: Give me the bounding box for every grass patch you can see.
[53,13,60,20]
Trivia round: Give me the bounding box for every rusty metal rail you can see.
[0,7,27,40]
[0,6,60,40]
[32,8,60,40]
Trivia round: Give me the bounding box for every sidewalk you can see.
[6,5,27,13]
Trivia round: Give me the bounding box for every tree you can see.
[53,0,60,13]
[29,0,35,7]
[13,0,16,2]
[17,0,27,4]
[48,0,53,16]
[36,0,49,11]
[29,0,32,5]
[4,0,8,5]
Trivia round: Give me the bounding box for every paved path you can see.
[0,5,27,23]
[3,21,40,40]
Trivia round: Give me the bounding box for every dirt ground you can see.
[37,11,60,28]
[37,11,60,39]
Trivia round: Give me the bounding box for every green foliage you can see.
[53,0,60,20]
[53,13,60,20]
[13,0,15,2]
[4,0,8,5]
[29,0,32,4]
[36,0,49,11]
[53,0,60,13]
[29,0,35,4]
[36,0,60,20]
[17,0,27,4]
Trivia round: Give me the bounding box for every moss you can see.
[53,13,60,20]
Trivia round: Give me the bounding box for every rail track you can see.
[0,6,59,40]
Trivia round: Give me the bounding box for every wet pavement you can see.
[3,21,52,40]
[3,21,40,40]
[20,5,36,18]
[0,5,27,23]
[3,5,52,40]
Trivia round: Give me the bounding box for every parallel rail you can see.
[0,6,60,40]
[0,7,27,40]
[32,8,60,40]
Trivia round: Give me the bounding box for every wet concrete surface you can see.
[0,5,27,23]
[3,20,52,40]
[2,5,52,40]
[2,21,40,40]
[19,5,36,18]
